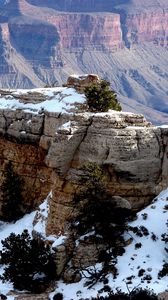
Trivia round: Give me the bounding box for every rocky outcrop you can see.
[46,114,168,235]
[66,74,100,92]
[0,82,167,235]
[1,78,168,287]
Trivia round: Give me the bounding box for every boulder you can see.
[66,74,100,92]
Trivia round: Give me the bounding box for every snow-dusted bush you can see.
[0,230,56,293]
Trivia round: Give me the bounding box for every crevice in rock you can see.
[112,7,130,49]
[158,127,168,183]
[70,116,94,167]
[2,111,8,132]
[39,113,45,136]
[135,131,141,153]
[153,129,162,158]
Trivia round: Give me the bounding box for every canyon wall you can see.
[26,0,168,12]
[0,107,53,215]
[45,13,123,51]
[0,0,168,123]
[126,11,168,47]
[0,86,168,235]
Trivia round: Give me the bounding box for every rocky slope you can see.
[0,0,167,123]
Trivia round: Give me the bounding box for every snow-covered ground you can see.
[0,87,86,114]
[0,189,168,299]
[54,189,168,299]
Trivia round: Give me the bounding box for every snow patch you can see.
[0,87,86,115]
[33,192,51,238]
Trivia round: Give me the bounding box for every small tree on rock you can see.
[73,163,130,243]
[72,163,132,287]
[85,80,122,112]
[1,161,25,222]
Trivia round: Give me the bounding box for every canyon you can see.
[0,0,167,123]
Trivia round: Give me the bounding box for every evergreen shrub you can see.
[1,161,25,222]
[84,80,122,112]
[0,230,56,293]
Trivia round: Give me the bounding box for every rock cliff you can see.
[126,11,168,47]
[0,76,168,238]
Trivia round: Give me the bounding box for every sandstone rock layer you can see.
[0,86,167,235]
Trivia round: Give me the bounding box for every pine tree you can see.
[85,80,122,112]
[73,163,130,243]
[0,230,56,293]
[1,161,24,222]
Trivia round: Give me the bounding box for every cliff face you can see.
[26,0,168,12]
[46,114,168,235]
[45,13,123,51]
[0,0,168,123]
[126,11,168,47]
[9,17,60,66]
[0,82,167,236]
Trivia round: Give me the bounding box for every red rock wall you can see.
[3,0,168,57]
[126,11,168,47]
[44,13,123,50]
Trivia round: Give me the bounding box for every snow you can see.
[70,74,97,79]
[33,194,50,239]
[113,190,168,293]
[158,125,168,129]
[59,121,71,130]
[49,235,67,249]
[53,188,168,300]
[94,111,138,117]
[0,212,36,249]
[0,87,86,115]
[0,189,168,298]
[126,126,147,129]
[0,211,36,298]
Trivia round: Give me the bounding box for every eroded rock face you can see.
[46,114,168,235]
[126,11,168,47]
[0,137,53,213]
[0,85,168,236]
